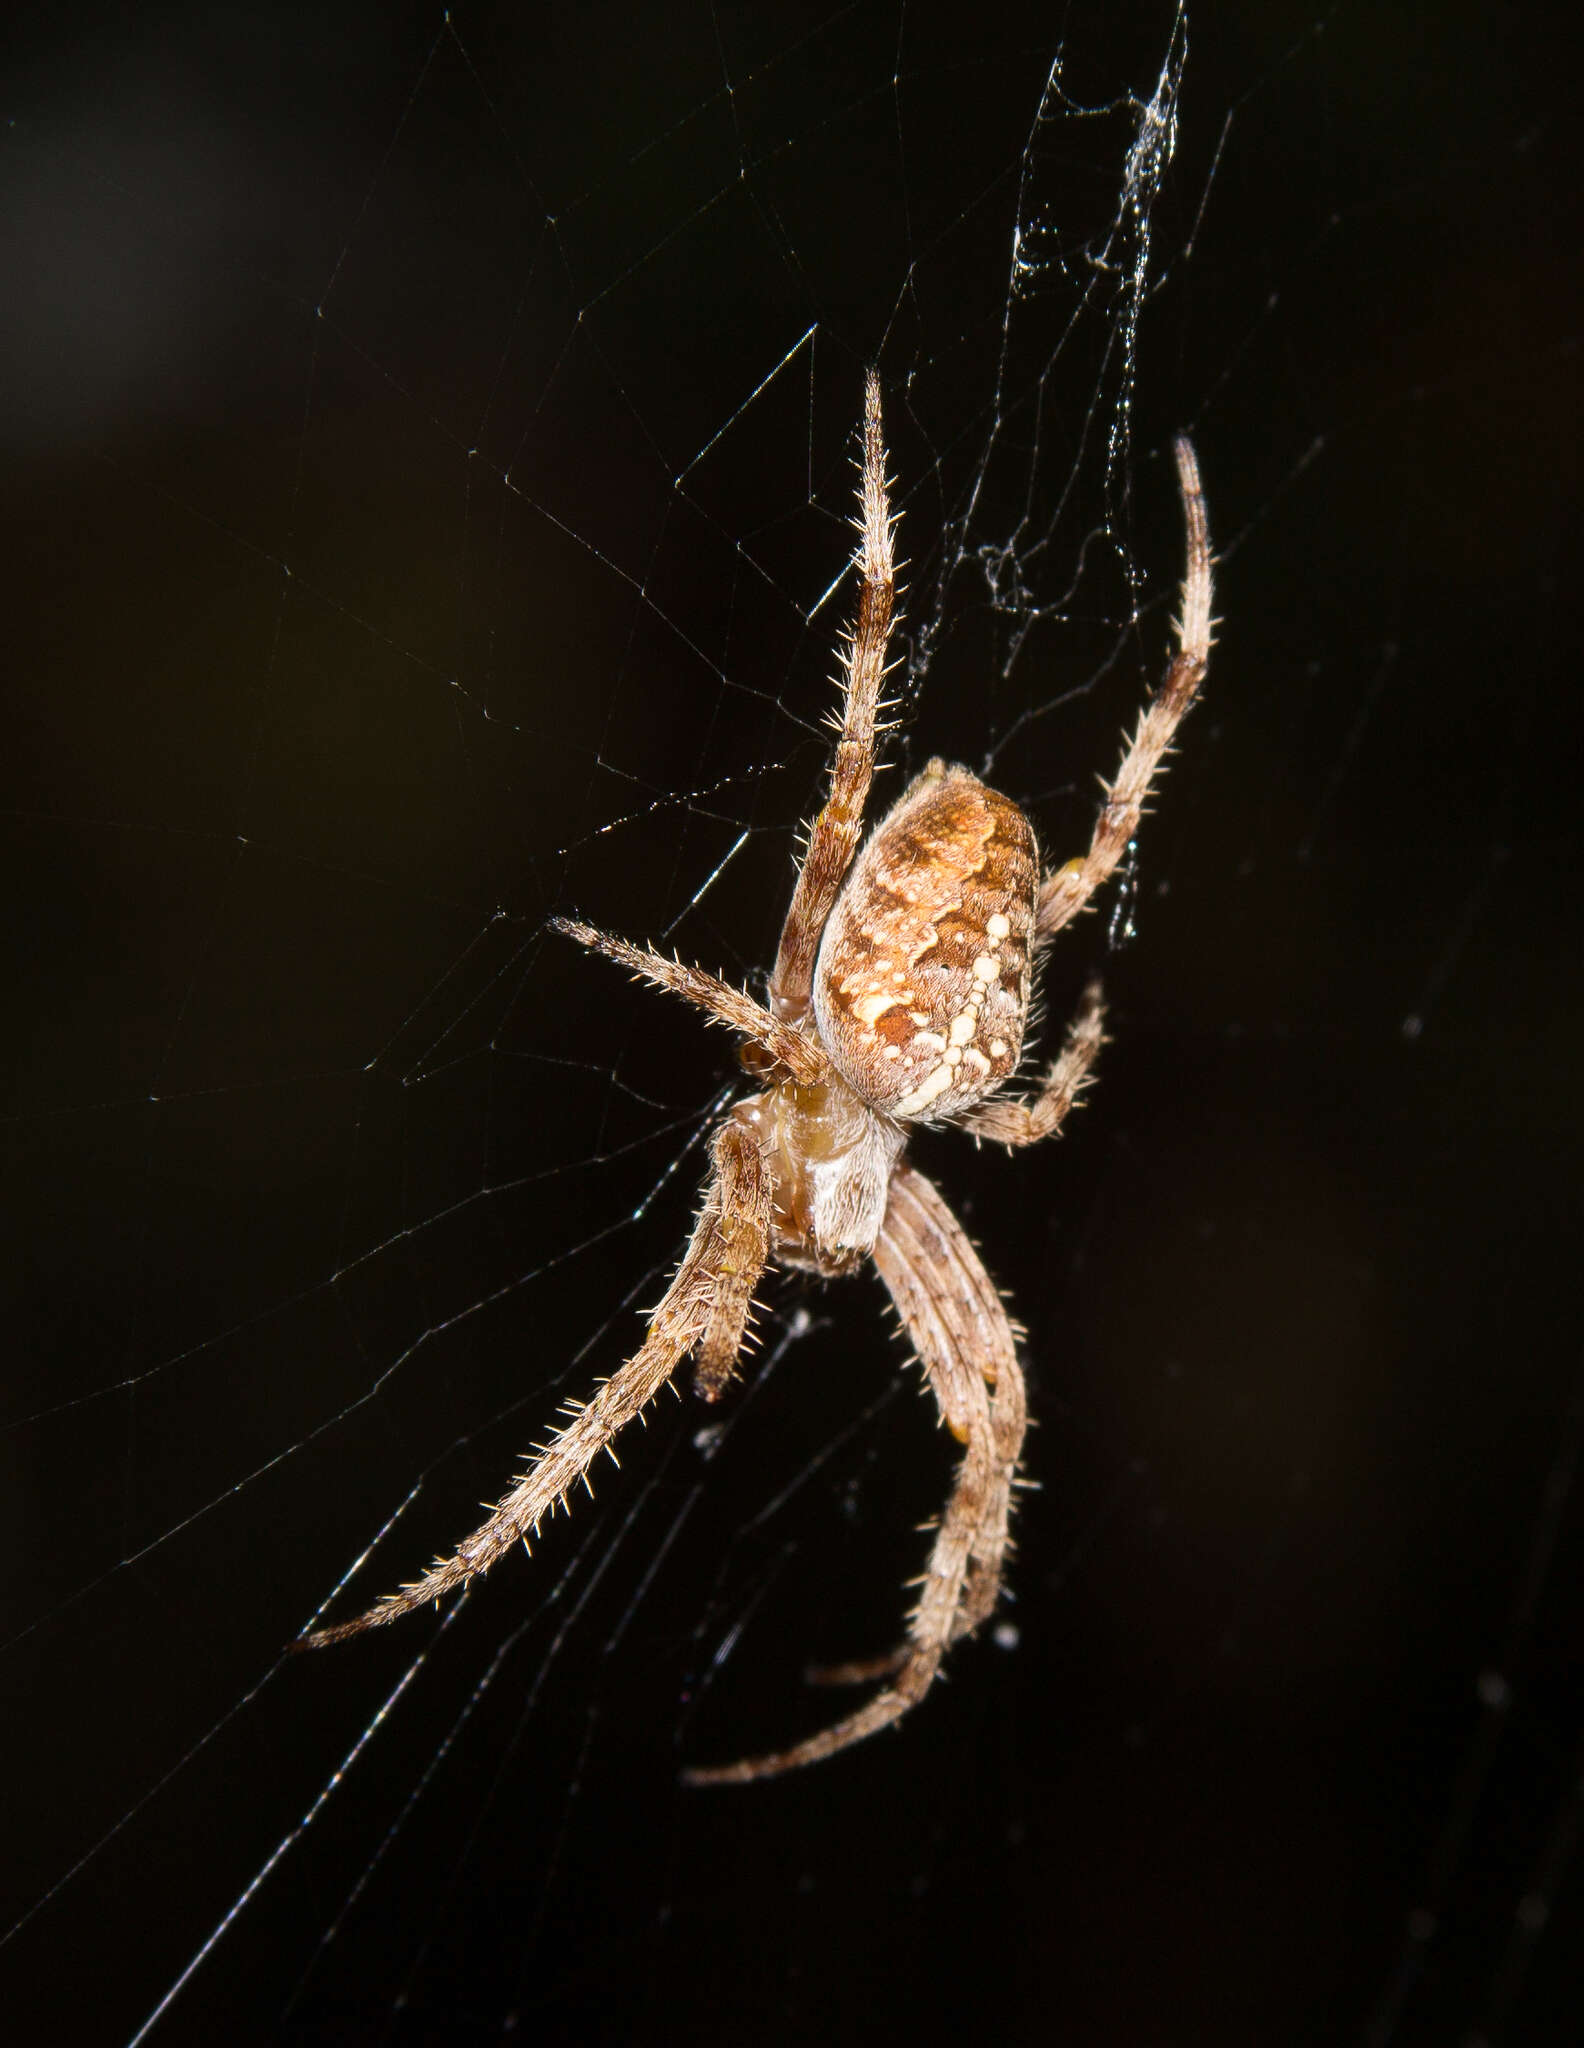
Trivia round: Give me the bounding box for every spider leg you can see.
[768,367,897,1024]
[805,1338,1026,1687]
[553,919,826,1085]
[958,979,1106,1149]
[1035,435,1213,944]
[684,1163,1021,1783]
[298,1120,771,1648]
[807,1380,1026,1685]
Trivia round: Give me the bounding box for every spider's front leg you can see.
[684,1163,1022,1784]
[298,1120,772,1648]
[768,366,897,1024]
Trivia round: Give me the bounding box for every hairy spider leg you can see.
[769,367,898,1025]
[685,1164,1022,1783]
[1035,435,1214,942]
[552,919,827,1085]
[298,1121,772,1646]
[803,1157,1032,1689]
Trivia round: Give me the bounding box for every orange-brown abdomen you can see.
[812,760,1038,1122]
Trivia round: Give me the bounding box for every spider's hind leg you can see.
[684,1163,1023,1783]
[805,1167,1029,1690]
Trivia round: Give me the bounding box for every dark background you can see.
[3,4,1581,2044]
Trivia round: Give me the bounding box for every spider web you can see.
[4,3,1581,2043]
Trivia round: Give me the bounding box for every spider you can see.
[302,373,1213,1785]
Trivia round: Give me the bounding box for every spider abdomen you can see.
[813,759,1037,1122]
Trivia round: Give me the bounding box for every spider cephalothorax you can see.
[302,373,1213,1784]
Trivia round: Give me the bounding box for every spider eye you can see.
[813,764,1037,1121]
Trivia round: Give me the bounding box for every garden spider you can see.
[302,373,1213,1785]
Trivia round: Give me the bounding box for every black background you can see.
[4,4,1581,2044]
